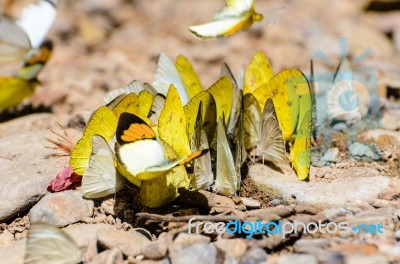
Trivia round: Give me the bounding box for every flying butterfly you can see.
[189,0,263,40]
[24,223,82,264]
[0,0,57,62]
[0,40,53,110]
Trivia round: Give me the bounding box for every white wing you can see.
[191,130,213,190]
[153,53,189,105]
[215,0,255,19]
[259,99,285,164]
[148,93,166,124]
[215,119,237,196]
[189,17,247,40]
[103,80,145,105]
[24,223,82,264]
[0,16,31,62]
[82,135,124,199]
[16,0,58,48]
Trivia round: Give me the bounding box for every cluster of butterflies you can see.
[0,0,57,111]
[68,51,313,209]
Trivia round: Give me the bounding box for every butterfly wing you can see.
[189,17,250,40]
[258,98,285,164]
[24,223,82,264]
[243,93,261,151]
[0,77,34,110]
[184,90,217,145]
[215,118,237,196]
[70,106,118,175]
[175,55,203,100]
[244,51,274,95]
[252,69,303,141]
[207,76,233,125]
[103,80,145,105]
[148,93,165,124]
[153,53,189,105]
[290,110,312,180]
[82,135,124,199]
[0,16,31,62]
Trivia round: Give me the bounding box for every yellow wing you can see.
[252,69,305,141]
[138,90,154,117]
[0,77,36,110]
[244,51,274,95]
[158,85,191,158]
[70,106,118,175]
[111,92,141,118]
[207,76,233,125]
[290,110,312,180]
[175,55,203,100]
[184,90,217,145]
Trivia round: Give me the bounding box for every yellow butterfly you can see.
[24,223,82,264]
[290,73,313,180]
[69,106,118,175]
[175,54,203,100]
[103,80,156,106]
[184,90,217,146]
[243,94,285,164]
[82,134,125,199]
[189,0,263,40]
[207,76,233,126]
[244,51,274,95]
[252,69,307,141]
[0,40,52,110]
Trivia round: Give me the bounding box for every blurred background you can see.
[1,0,399,119]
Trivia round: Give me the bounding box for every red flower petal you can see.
[47,166,82,192]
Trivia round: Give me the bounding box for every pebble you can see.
[213,239,247,259]
[277,254,318,264]
[332,122,347,132]
[87,248,123,264]
[268,199,281,206]
[238,248,268,264]
[28,190,94,227]
[0,129,69,222]
[142,236,168,260]
[63,224,112,248]
[172,243,217,264]
[320,148,340,163]
[349,142,380,160]
[240,197,261,208]
[97,227,151,256]
[345,255,388,264]
[378,187,400,200]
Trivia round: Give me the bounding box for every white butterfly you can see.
[24,223,82,264]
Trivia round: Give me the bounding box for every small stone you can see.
[97,227,151,257]
[213,239,247,259]
[320,148,340,163]
[240,197,261,209]
[173,233,210,247]
[395,230,400,240]
[323,208,350,221]
[63,224,112,249]
[349,142,380,161]
[172,243,217,264]
[278,254,317,264]
[294,205,318,215]
[294,238,330,253]
[101,199,115,216]
[238,248,267,264]
[330,244,378,255]
[268,199,281,206]
[345,255,388,264]
[29,190,94,227]
[378,187,400,200]
[333,122,347,132]
[142,238,168,259]
[87,248,123,264]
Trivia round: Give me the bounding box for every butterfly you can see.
[189,0,263,40]
[175,54,203,100]
[244,51,274,95]
[214,117,238,196]
[0,0,57,62]
[153,53,189,105]
[0,40,53,110]
[115,112,206,181]
[69,106,118,175]
[24,223,82,264]
[82,134,125,199]
[243,95,285,164]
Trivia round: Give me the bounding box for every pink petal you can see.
[47,166,82,192]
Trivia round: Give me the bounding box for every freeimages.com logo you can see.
[188,218,384,239]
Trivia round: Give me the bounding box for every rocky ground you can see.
[1,0,400,263]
